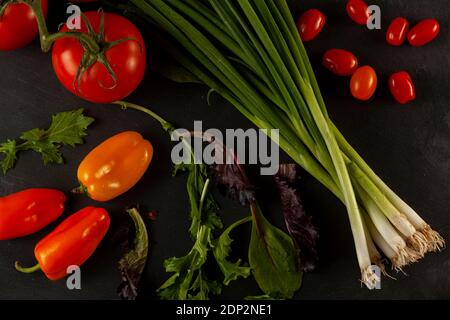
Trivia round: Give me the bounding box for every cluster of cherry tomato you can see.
[296,0,440,105]
[0,0,146,103]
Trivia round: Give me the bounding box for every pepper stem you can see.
[71,184,88,195]
[15,261,41,274]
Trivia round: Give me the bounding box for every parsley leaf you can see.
[46,109,93,145]
[0,109,94,174]
[0,140,17,174]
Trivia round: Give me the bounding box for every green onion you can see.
[121,0,444,287]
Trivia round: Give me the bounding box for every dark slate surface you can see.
[0,0,448,300]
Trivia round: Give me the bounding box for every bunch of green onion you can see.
[127,0,444,287]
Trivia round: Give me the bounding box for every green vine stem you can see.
[0,2,8,18]
[113,101,175,133]
[18,0,100,53]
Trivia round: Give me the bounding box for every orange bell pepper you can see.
[15,206,110,280]
[75,131,153,202]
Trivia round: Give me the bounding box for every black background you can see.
[0,0,449,300]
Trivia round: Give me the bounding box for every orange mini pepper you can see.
[15,207,110,280]
[75,131,153,202]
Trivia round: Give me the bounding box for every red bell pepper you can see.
[15,206,110,280]
[0,188,66,240]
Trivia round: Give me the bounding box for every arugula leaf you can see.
[175,163,222,239]
[158,225,220,300]
[213,216,252,285]
[189,271,221,300]
[0,109,94,174]
[186,163,207,238]
[248,204,303,299]
[158,164,223,300]
[117,208,149,300]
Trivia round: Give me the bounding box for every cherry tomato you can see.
[52,11,146,103]
[0,0,48,51]
[323,49,358,77]
[297,9,326,42]
[408,19,440,47]
[386,17,409,46]
[350,66,377,101]
[346,0,369,25]
[388,71,416,104]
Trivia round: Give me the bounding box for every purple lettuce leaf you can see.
[274,164,319,272]
[208,164,256,206]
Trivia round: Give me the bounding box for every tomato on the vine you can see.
[52,11,146,103]
[0,0,48,51]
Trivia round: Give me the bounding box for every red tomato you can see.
[297,9,326,42]
[346,0,369,25]
[408,19,440,47]
[386,17,409,46]
[388,71,416,104]
[350,66,377,101]
[0,0,48,51]
[52,11,146,103]
[323,49,358,76]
